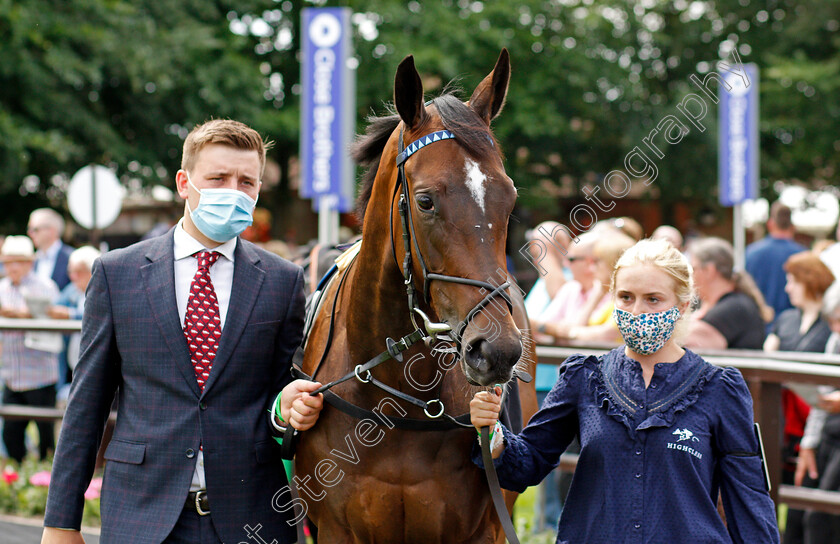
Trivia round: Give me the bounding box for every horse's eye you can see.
[416,194,435,212]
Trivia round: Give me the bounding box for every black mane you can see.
[353,92,499,222]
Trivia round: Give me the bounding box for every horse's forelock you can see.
[353,92,500,223]
[431,94,499,161]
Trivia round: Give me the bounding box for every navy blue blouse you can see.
[475,347,780,543]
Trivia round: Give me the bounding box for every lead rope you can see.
[481,425,521,544]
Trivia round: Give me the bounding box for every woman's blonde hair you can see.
[610,238,695,342]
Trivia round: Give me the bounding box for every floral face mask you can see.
[613,306,681,355]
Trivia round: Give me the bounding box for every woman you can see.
[471,239,779,543]
[764,252,835,544]
[540,229,635,345]
[764,252,835,353]
[685,237,773,349]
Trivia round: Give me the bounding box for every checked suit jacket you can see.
[45,229,304,544]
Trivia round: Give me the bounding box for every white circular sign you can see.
[309,13,342,48]
[67,164,124,229]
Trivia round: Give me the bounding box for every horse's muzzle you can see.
[462,336,521,386]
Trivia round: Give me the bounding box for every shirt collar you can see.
[174,219,237,263]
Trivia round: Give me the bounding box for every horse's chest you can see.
[302,431,495,542]
[341,475,495,543]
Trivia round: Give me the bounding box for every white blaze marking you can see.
[464,158,487,213]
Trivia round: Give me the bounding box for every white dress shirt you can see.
[34,240,62,281]
[173,221,237,492]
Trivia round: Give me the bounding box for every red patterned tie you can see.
[183,251,221,391]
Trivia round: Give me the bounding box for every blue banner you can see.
[300,7,355,212]
[719,63,759,206]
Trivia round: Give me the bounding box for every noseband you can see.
[392,122,513,350]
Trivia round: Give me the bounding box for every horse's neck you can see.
[345,240,415,353]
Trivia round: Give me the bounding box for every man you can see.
[0,235,60,463]
[28,208,75,290]
[685,237,769,350]
[43,120,324,544]
[746,201,806,322]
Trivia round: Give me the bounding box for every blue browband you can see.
[395,130,456,166]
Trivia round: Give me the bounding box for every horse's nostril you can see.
[463,336,523,376]
[464,338,492,373]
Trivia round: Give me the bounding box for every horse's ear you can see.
[469,48,510,125]
[394,55,428,130]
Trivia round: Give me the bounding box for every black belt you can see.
[185,490,210,516]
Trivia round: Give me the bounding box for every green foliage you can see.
[0,0,301,231]
[1,0,838,233]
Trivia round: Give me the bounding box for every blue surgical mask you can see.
[185,173,258,242]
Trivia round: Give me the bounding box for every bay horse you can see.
[295,49,538,543]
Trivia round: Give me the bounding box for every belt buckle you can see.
[195,490,210,516]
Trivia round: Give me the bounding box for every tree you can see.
[0,0,300,233]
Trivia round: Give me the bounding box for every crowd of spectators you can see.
[0,209,101,463]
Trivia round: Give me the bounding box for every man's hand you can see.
[0,306,29,318]
[47,306,71,319]
[794,447,819,486]
[280,380,324,431]
[41,527,85,544]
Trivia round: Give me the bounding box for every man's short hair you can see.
[770,201,793,230]
[181,119,272,176]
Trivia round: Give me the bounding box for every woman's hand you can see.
[0,306,29,318]
[47,306,71,319]
[470,385,502,431]
[470,385,505,458]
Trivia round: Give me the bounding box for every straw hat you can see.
[0,235,36,262]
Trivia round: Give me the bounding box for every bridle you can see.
[395,122,524,543]
[299,120,520,413]
[391,120,513,350]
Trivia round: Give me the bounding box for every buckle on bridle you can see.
[424,399,445,419]
[195,490,209,516]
